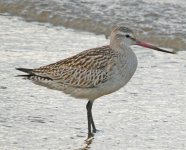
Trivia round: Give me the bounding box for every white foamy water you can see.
[0,0,186,51]
[0,15,186,150]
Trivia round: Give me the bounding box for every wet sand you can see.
[0,15,185,150]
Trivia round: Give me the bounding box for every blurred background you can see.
[0,0,186,51]
[0,0,185,150]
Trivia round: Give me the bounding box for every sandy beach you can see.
[0,15,185,150]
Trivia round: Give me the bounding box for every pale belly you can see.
[32,49,138,101]
[68,51,138,101]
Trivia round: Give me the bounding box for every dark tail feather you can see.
[16,68,53,80]
[16,68,33,74]
[16,68,34,79]
[16,74,32,78]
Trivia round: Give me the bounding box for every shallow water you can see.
[0,15,186,150]
[0,0,186,51]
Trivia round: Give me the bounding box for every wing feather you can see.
[31,46,118,88]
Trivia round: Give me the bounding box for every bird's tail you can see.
[16,68,53,81]
[15,68,34,78]
[16,68,33,73]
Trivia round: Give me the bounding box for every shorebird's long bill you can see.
[136,40,175,54]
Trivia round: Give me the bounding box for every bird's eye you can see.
[125,34,130,38]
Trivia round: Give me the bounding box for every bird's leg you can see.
[89,102,96,133]
[86,101,96,138]
[86,101,92,138]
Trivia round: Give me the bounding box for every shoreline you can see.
[0,15,185,150]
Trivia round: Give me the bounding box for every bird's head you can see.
[111,26,136,47]
[110,26,175,54]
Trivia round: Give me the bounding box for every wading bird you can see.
[16,26,175,139]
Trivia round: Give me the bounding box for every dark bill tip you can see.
[136,40,175,54]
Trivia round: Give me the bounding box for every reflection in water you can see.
[78,137,94,150]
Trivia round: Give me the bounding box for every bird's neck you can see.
[110,39,131,55]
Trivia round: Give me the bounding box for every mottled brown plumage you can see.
[16,27,138,101]
[16,26,173,139]
[31,45,118,88]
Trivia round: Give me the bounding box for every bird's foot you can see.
[87,132,94,140]
[85,134,94,146]
[86,136,94,142]
[82,136,94,150]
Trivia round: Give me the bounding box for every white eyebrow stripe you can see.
[117,31,132,37]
